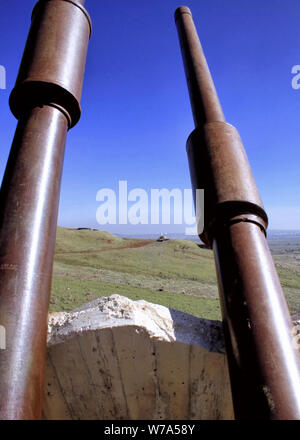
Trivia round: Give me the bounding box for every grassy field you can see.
[50,227,300,320]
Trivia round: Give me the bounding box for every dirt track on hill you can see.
[55,240,154,255]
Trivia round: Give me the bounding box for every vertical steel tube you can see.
[175,6,300,419]
[0,0,91,419]
[174,6,225,126]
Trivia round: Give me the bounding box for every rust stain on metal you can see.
[175,6,300,420]
[0,0,91,419]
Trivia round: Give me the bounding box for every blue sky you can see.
[0,0,300,234]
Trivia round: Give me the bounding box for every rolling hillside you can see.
[50,227,300,320]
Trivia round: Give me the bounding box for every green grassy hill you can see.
[50,227,300,320]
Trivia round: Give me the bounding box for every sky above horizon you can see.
[0,0,300,234]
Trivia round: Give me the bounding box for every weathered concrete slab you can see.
[43,295,234,420]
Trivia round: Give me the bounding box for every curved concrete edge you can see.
[47,295,226,353]
[43,295,234,420]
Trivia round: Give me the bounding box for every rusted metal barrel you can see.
[0,0,91,419]
[175,6,300,419]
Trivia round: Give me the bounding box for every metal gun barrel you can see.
[175,6,300,419]
[0,0,91,419]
